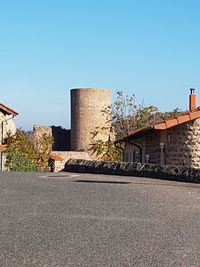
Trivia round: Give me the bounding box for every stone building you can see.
[115,89,200,168]
[0,103,19,170]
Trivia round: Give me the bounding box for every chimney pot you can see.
[190,88,195,95]
[189,88,197,111]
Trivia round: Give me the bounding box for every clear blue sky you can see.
[1,0,200,130]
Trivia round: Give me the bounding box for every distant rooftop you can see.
[0,103,19,116]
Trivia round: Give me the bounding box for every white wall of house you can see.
[0,112,17,144]
[0,111,17,171]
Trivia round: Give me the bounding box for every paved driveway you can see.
[0,171,200,266]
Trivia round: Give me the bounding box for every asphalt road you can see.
[0,171,200,267]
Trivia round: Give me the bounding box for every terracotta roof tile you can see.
[49,155,64,161]
[153,108,200,130]
[115,107,200,143]
[0,145,8,152]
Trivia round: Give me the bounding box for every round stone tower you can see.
[70,88,112,152]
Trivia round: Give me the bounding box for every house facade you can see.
[0,103,19,170]
[115,89,200,168]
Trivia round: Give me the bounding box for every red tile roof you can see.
[115,107,200,143]
[0,145,8,152]
[154,107,200,130]
[0,103,19,115]
[49,155,64,161]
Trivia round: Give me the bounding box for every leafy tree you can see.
[112,91,180,138]
[135,105,179,130]
[112,90,137,139]
[4,129,54,171]
[90,90,180,161]
[134,105,158,130]
[89,105,122,161]
[33,133,54,168]
[4,129,36,171]
[90,133,122,161]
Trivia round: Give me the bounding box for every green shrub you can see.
[4,129,54,171]
[8,153,37,172]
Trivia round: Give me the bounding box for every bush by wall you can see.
[4,129,53,171]
[8,153,37,172]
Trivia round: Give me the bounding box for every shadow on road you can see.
[74,179,200,188]
[74,180,130,184]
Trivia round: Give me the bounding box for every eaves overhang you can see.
[0,103,19,116]
[114,126,154,144]
[114,107,200,144]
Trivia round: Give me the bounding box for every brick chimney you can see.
[189,88,197,111]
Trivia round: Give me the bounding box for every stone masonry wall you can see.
[30,125,71,151]
[124,130,161,164]
[51,151,91,172]
[32,125,52,154]
[165,118,200,168]
[65,159,200,183]
[144,131,160,164]
[71,88,111,154]
[124,119,200,168]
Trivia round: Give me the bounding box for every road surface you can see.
[0,171,200,266]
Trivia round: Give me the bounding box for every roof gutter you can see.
[114,126,153,144]
[113,142,124,161]
[127,140,142,163]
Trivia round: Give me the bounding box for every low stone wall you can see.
[51,151,91,172]
[65,159,200,183]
